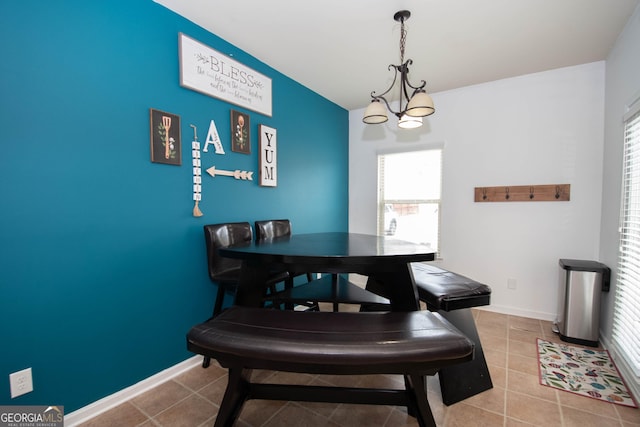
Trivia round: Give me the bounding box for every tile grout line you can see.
[504,314,511,427]
[541,318,567,427]
[543,319,565,426]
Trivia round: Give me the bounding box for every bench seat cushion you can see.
[187,306,474,375]
[411,263,492,311]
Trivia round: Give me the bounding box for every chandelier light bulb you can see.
[398,114,423,129]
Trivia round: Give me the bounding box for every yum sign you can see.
[259,125,277,187]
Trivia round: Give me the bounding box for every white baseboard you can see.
[477,304,557,322]
[64,355,203,426]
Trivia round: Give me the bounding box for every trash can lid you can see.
[559,259,610,273]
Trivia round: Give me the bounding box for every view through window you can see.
[377,149,442,254]
[614,103,640,378]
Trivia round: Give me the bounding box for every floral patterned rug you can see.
[537,338,637,407]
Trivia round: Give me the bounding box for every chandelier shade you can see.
[363,10,435,129]
[405,90,434,117]
[363,99,389,124]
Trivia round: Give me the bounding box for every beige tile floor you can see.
[79,308,640,427]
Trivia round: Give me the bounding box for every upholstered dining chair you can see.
[202,222,288,367]
[253,219,292,241]
[254,220,314,282]
[254,219,315,309]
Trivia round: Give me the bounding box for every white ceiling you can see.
[155,0,639,111]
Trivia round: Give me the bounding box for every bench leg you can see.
[437,308,493,405]
[404,374,437,427]
[215,368,252,427]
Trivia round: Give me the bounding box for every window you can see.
[614,102,640,377]
[377,149,442,255]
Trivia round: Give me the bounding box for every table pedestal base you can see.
[437,308,493,405]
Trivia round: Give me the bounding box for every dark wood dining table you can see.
[219,231,436,312]
[219,231,494,407]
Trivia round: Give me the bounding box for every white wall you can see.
[600,7,640,341]
[349,62,605,320]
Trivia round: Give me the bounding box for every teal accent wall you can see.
[0,0,348,412]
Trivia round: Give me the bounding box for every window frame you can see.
[376,144,443,256]
[613,96,640,378]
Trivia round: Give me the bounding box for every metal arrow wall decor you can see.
[206,166,254,181]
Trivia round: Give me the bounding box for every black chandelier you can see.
[363,10,435,129]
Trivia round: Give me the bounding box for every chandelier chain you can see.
[399,18,406,65]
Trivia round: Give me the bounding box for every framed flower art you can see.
[230,110,250,154]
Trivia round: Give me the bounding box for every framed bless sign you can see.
[179,33,272,117]
[259,125,277,187]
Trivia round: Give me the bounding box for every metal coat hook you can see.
[555,185,561,199]
[529,186,535,199]
[505,187,510,200]
[482,188,487,200]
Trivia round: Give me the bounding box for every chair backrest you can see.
[254,219,292,241]
[203,222,252,282]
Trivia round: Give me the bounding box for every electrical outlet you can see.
[9,368,33,398]
[507,278,517,290]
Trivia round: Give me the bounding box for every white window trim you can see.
[376,145,443,257]
[613,99,640,380]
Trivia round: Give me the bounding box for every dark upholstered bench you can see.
[364,262,493,406]
[411,263,492,312]
[411,263,493,405]
[187,306,474,427]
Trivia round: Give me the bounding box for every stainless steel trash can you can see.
[553,259,610,347]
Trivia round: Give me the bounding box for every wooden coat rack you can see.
[474,184,570,202]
